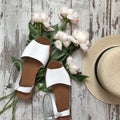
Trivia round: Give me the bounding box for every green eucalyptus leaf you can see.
[59,19,70,31]
[36,82,52,93]
[52,24,59,31]
[28,21,41,39]
[11,57,22,71]
[51,49,66,61]
[41,29,51,38]
[36,68,46,78]
[70,72,88,82]
[29,32,34,40]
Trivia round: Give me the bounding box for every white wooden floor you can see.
[0,0,120,120]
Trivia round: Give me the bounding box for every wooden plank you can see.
[111,0,120,34]
[89,0,112,43]
[0,0,13,119]
[0,0,32,120]
[71,0,114,120]
[31,0,71,120]
[71,0,93,120]
[71,0,92,120]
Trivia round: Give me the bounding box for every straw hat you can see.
[82,35,120,104]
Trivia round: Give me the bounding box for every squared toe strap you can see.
[46,66,71,88]
[21,40,50,67]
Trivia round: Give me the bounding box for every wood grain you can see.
[31,0,71,120]
[0,0,120,120]
[0,0,32,120]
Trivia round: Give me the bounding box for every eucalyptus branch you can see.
[0,94,15,115]
[59,19,70,31]
[0,102,13,115]
[12,97,19,120]
[0,91,16,102]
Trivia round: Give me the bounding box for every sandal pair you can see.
[6,36,71,119]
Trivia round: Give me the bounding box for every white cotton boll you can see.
[43,22,50,28]
[47,27,55,31]
[66,56,79,74]
[66,56,73,65]
[80,43,89,53]
[63,40,71,48]
[72,30,88,43]
[67,11,79,24]
[54,31,63,39]
[67,35,79,46]
[69,64,79,75]
[54,40,62,51]
[41,13,48,22]
[60,7,69,17]
[59,33,68,42]
[67,14,73,20]
[32,13,41,23]
[54,32,59,39]
[67,9,74,15]
[72,12,79,19]
[70,12,79,24]
[54,31,68,42]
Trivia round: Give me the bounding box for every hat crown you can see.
[97,47,120,97]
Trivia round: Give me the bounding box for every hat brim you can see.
[82,35,120,104]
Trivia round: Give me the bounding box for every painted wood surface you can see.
[0,0,120,120]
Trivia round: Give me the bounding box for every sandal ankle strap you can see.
[5,61,22,89]
[43,93,70,119]
[47,109,70,119]
[5,61,33,93]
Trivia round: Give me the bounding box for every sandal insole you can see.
[17,37,50,100]
[47,61,71,120]
[17,58,42,100]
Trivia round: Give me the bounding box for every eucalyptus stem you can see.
[0,102,13,115]
[59,19,69,31]
[12,97,19,120]
[60,52,70,62]
[0,91,16,115]
[0,91,16,101]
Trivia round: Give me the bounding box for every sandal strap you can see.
[5,61,33,93]
[46,66,71,88]
[21,40,50,67]
[5,61,22,90]
[16,86,33,93]
[14,62,33,93]
[47,109,70,119]
[44,94,70,119]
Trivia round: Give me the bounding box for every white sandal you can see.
[44,61,71,119]
[46,62,71,88]
[5,37,51,100]
[43,93,70,120]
